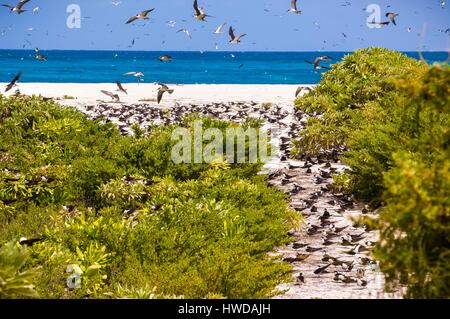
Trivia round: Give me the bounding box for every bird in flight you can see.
[177,29,192,39]
[305,56,332,70]
[159,55,173,62]
[115,81,127,95]
[5,71,22,92]
[35,48,47,61]
[126,9,154,24]
[166,20,176,28]
[157,83,174,104]
[385,12,399,25]
[229,26,246,44]
[101,90,120,102]
[123,71,144,82]
[295,86,312,98]
[288,0,302,14]
[111,1,121,6]
[193,0,210,21]
[213,22,227,34]
[368,20,390,27]
[2,0,30,14]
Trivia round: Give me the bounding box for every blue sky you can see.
[0,0,449,51]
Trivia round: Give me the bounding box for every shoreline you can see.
[1,83,310,105]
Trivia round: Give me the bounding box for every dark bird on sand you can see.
[314,263,332,274]
[157,83,174,104]
[386,12,399,25]
[297,272,305,284]
[305,246,323,253]
[357,278,368,287]
[2,0,30,14]
[126,8,154,24]
[329,224,348,234]
[283,253,310,263]
[5,71,21,92]
[115,80,127,94]
[229,26,246,44]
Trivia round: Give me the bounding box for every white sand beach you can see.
[1,83,307,106]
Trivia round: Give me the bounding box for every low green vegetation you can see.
[0,95,299,298]
[294,47,449,298]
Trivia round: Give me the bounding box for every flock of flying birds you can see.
[1,0,449,103]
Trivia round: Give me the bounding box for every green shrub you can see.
[294,48,449,298]
[0,94,297,299]
[0,241,39,298]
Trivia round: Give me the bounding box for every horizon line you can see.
[0,48,448,53]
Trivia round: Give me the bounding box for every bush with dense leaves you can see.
[294,47,449,298]
[0,95,298,298]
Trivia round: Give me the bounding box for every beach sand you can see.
[1,83,304,106]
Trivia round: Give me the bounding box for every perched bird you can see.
[329,224,348,233]
[357,278,368,287]
[305,246,323,253]
[5,71,21,92]
[386,12,399,25]
[126,8,154,24]
[177,28,192,39]
[193,0,210,21]
[356,268,365,279]
[115,80,127,94]
[159,55,173,62]
[213,22,227,34]
[305,56,332,70]
[321,237,334,246]
[340,275,357,284]
[288,0,302,14]
[229,26,246,44]
[333,272,346,281]
[297,273,305,284]
[358,257,372,266]
[341,261,354,271]
[101,90,120,102]
[2,0,30,14]
[283,253,310,263]
[314,263,332,275]
[292,242,307,249]
[157,83,174,104]
[35,48,46,61]
[19,237,43,246]
[151,204,163,211]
